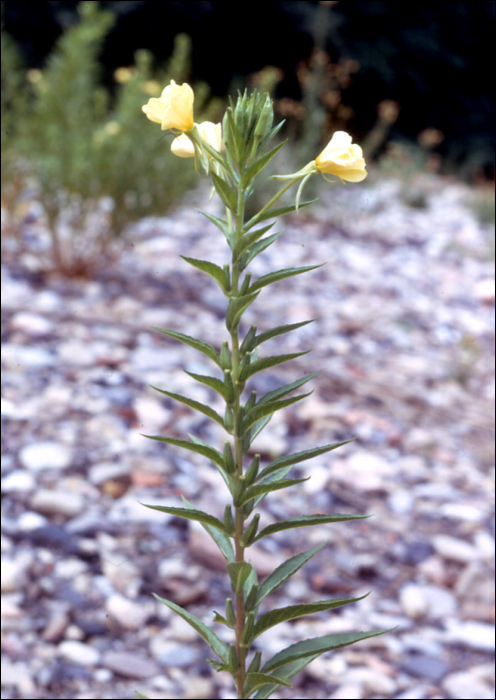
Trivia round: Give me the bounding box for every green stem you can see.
[230,178,247,698]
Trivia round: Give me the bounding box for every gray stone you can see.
[443,670,494,699]
[432,534,479,563]
[19,441,72,471]
[58,640,100,666]
[102,650,160,679]
[31,489,84,518]
[399,653,450,682]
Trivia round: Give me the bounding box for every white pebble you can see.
[19,441,72,471]
[58,640,100,666]
[432,534,478,563]
[1,470,35,492]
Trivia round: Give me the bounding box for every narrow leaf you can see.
[250,265,324,293]
[153,593,229,662]
[243,672,292,698]
[181,256,229,292]
[257,374,319,406]
[227,562,254,596]
[141,434,225,469]
[258,438,356,481]
[182,496,235,562]
[238,232,283,271]
[135,693,149,699]
[253,655,320,699]
[184,370,231,402]
[254,513,370,542]
[240,351,310,381]
[226,292,260,331]
[262,628,395,674]
[140,503,228,534]
[243,414,274,453]
[244,140,287,181]
[240,477,309,506]
[151,327,221,367]
[198,209,230,239]
[243,392,312,432]
[212,171,238,211]
[150,385,224,427]
[233,223,276,261]
[257,542,327,605]
[254,320,315,348]
[244,199,317,231]
[251,594,370,642]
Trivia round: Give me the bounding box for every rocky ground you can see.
[1,172,495,700]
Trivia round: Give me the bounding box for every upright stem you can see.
[230,179,247,698]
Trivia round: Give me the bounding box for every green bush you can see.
[1,1,219,275]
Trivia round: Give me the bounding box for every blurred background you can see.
[1,2,494,700]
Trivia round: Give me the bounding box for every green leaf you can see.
[139,503,229,534]
[153,593,230,663]
[239,351,310,381]
[243,563,259,600]
[250,594,370,642]
[257,438,356,481]
[295,172,312,212]
[198,210,230,240]
[135,693,149,699]
[184,370,231,402]
[243,414,274,453]
[238,232,283,271]
[243,672,292,698]
[141,434,225,469]
[257,374,319,406]
[257,542,327,605]
[227,562,254,596]
[262,628,395,674]
[233,223,276,261]
[244,140,287,181]
[243,392,312,432]
[226,292,260,331]
[244,199,317,231]
[150,385,225,427]
[181,256,229,292]
[182,496,235,562]
[151,327,221,367]
[240,477,309,506]
[212,171,238,211]
[250,264,324,293]
[254,513,370,542]
[254,320,315,348]
[253,655,320,699]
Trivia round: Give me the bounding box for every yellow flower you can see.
[315,131,367,182]
[142,80,194,132]
[171,121,223,158]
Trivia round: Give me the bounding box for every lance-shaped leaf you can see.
[181,256,229,292]
[262,628,395,674]
[227,562,254,596]
[243,563,259,600]
[239,350,310,381]
[257,374,319,406]
[135,693,149,699]
[141,435,225,469]
[188,435,234,490]
[238,232,283,271]
[226,292,260,331]
[150,385,225,428]
[242,672,292,698]
[153,593,229,663]
[254,513,370,542]
[243,140,287,182]
[243,392,312,432]
[257,438,355,481]
[151,327,221,367]
[198,209,230,240]
[140,503,229,534]
[243,414,274,453]
[184,370,231,402]
[244,199,317,231]
[250,264,324,293]
[233,222,276,261]
[239,477,309,506]
[253,654,321,699]
[212,171,238,212]
[249,594,370,643]
[257,542,327,605]
[254,320,315,348]
[182,496,235,562]
[250,466,295,509]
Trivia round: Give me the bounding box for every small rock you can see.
[89,461,131,485]
[106,593,150,630]
[444,620,495,651]
[181,676,215,700]
[149,638,199,667]
[399,653,450,682]
[58,640,100,666]
[10,311,54,335]
[346,668,397,695]
[432,534,478,563]
[443,670,494,699]
[330,684,364,699]
[400,583,458,620]
[475,278,495,304]
[1,470,35,492]
[1,554,31,592]
[102,650,160,679]
[19,441,72,471]
[30,489,84,518]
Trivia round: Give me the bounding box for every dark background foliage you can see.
[3,0,495,174]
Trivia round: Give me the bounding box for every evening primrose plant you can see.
[138,82,390,700]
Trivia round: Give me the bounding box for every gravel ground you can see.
[1,171,495,700]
